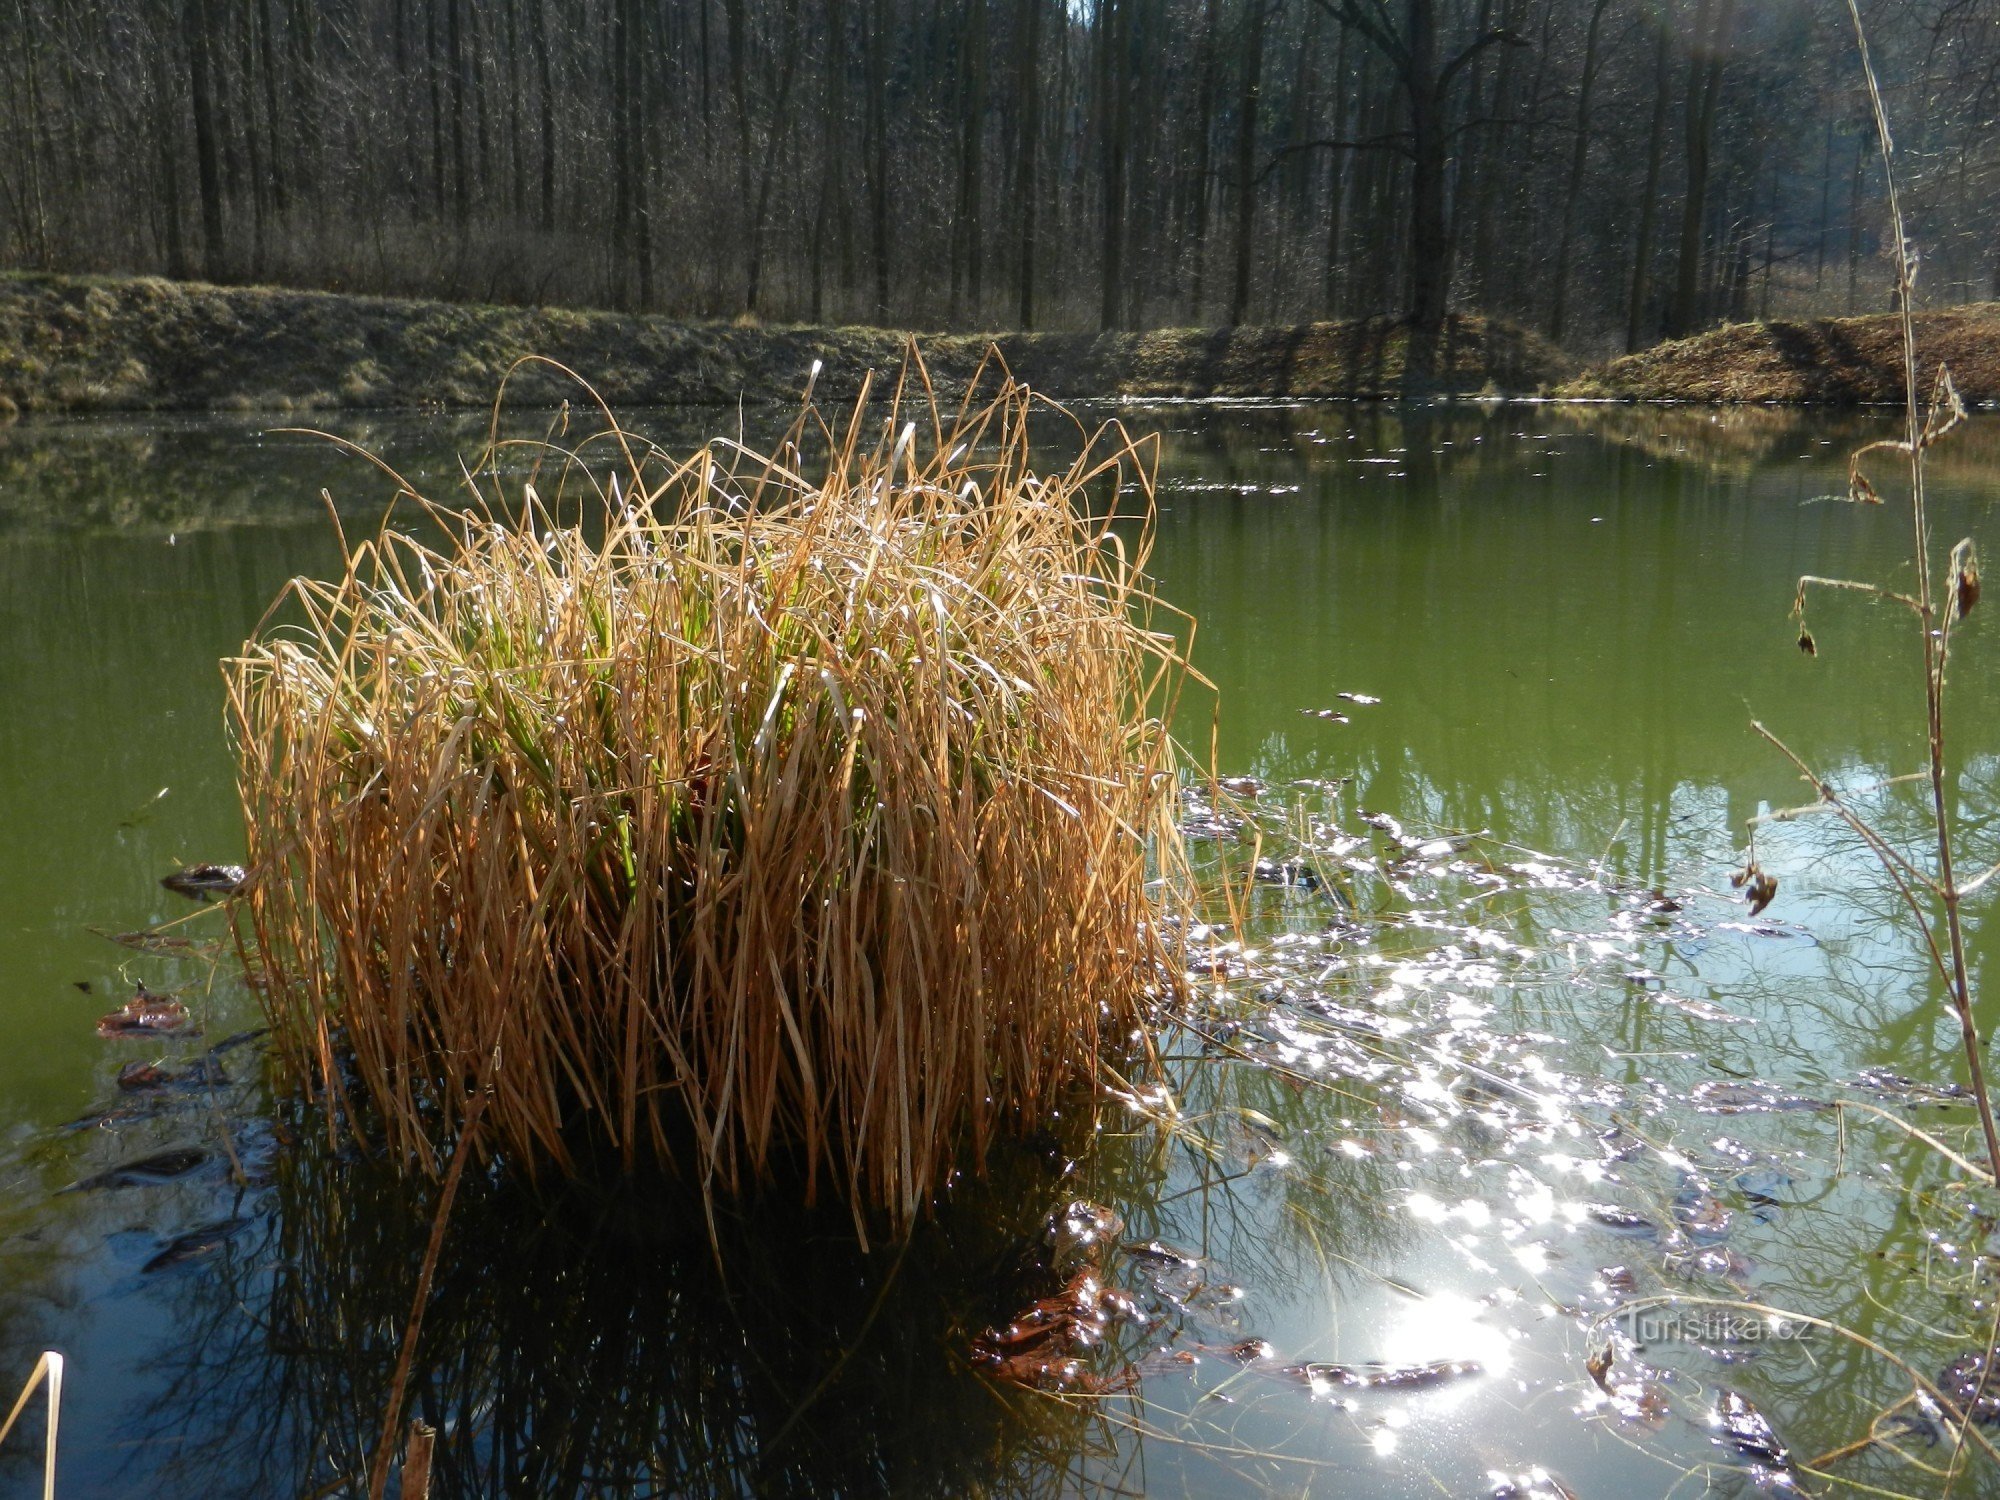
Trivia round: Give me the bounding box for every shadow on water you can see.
[21,1085,1120,1500]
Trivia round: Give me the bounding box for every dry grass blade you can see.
[0,1351,63,1500]
[225,360,1190,1239]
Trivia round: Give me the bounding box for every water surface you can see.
[2,399,1998,1497]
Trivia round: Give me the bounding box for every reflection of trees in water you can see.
[0,409,721,539]
[122,1110,1111,1500]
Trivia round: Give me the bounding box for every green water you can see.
[2,401,1998,1497]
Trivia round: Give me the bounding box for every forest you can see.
[1,1,1998,352]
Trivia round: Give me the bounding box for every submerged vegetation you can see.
[225,361,1189,1234]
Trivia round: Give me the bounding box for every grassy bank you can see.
[0,273,1572,414]
[1565,304,2000,404]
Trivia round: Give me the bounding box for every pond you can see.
[2,397,1998,1498]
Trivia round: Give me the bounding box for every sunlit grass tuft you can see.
[225,359,1190,1236]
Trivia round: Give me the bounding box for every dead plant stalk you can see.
[1766,6,2000,1184]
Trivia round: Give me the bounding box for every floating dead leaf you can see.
[116,1061,171,1091]
[160,862,246,899]
[1673,1188,1732,1243]
[1611,1380,1672,1431]
[1710,1387,1792,1473]
[1291,1358,1483,1393]
[1689,1080,1828,1114]
[1937,1350,2000,1425]
[1050,1200,1123,1257]
[1651,994,1754,1025]
[972,1263,1138,1391]
[1850,1066,1973,1106]
[1586,1205,1661,1239]
[1125,1240,1201,1268]
[1488,1468,1579,1500]
[142,1217,251,1273]
[96,927,201,956]
[64,1146,208,1191]
[1586,1344,1615,1392]
[1666,1244,1756,1294]
[96,988,192,1039]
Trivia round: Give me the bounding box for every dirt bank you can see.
[1564,305,2000,404]
[0,274,1574,415]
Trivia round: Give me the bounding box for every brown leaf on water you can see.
[1711,1387,1792,1472]
[1950,538,1980,624]
[159,862,247,899]
[116,1061,171,1091]
[96,988,192,1039]
[95,927,200,956]
[1586,1344,1614,1392]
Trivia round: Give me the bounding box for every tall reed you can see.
[1756,5,2000,1185]
[225,360,1189,1236]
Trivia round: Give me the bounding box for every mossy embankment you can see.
[1564,304,2000,404]
[0,273,1573,414]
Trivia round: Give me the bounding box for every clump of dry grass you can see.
[225,360,1189,1234]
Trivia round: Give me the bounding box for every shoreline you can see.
[0,273,1570,416]
[1559,304,2000,404]
[5,273,1996,415]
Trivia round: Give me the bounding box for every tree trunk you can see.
[1846,124,1867,313]
[1229,0,1267,326]
[1320,16,1352,318]
[257,0,287,215]
[1670,0,1734,336]
[1097,0,1128,331]
[504,0,526,217]
[184,0,227,277]
[427,0,447,217]
[448,0,469,225]
[10,0,51,267]
[1014,0,1041,326]
[1188,0,1222,321]
[863,0,892,320]
[746,0,804,316]
[149,14,190,280]
[1404,0,1448,341]
[1624,21,1670,352]
[1814,116,1833,291]
[1547,0,1612,344]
